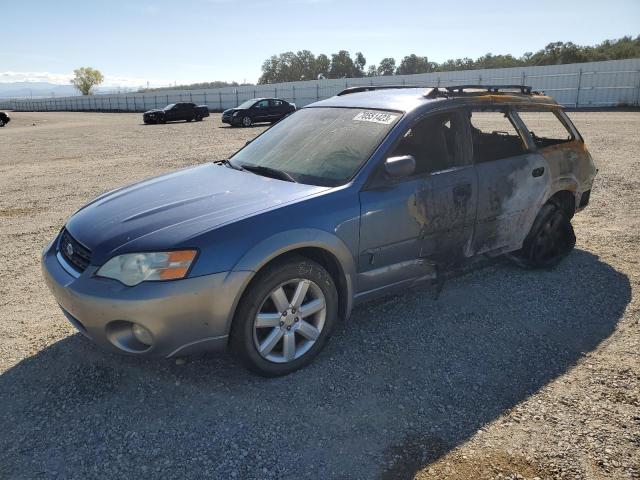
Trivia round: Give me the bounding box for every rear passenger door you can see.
[469,108,550,255]
[357,110,477,294]
[269,99,286,121]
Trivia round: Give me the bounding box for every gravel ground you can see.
[0,111,638,479]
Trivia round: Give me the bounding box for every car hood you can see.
[66,164,328,263]
[223,108,247,115]
[143,109,163,115]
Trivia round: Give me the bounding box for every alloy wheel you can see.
[253,279,326,363]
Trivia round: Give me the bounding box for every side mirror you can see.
[384,155,415,178]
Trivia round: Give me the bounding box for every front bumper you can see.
[41,239,251,358]
[221,114,239,125]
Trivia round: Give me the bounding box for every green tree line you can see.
[258,35,640,84]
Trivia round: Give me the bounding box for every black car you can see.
[0,112,10,127]
[222,98,296,127]
[143,102,210,124]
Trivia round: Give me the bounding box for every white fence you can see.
[2,58,639,112]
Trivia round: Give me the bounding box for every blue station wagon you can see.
[42,85,597,376]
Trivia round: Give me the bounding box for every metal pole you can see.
[635,70,640,107]
[521,71,526,86]
[316,83,319,101]
[219,92,222,110]
[575,68,583,108]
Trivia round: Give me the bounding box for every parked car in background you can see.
[222,98,296,127]
[143,102,209,124]
[0,112,10,127]
[42,85,596,377]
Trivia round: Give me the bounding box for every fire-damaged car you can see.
[42,85,596,376]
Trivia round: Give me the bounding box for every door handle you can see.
[532,167,545,177]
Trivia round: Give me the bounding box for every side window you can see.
[391,111,470,175]
[271,99,283,107]
[469,110,528,163]
[256,100,269,109]
[516,109,574,148]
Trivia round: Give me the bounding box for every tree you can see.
[71,67,104,95]
[354,52,367,77]
[396,54,431,75]
[366,65,377,77]
[377,57,396,76]
[329,50,358,78]
[315,54,330,79]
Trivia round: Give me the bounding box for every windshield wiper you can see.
[241,164,297,183]
[218,159,244,171]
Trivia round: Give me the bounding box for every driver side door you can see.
[252,100,270,122]
[357,110,477,298]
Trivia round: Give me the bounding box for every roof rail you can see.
[336,85,424,96]
[445,85,534,94]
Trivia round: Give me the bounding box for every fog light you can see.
[131,323,153,346]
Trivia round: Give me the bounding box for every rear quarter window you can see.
[516,109,574,149]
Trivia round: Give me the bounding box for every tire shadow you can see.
[0,249,630,479]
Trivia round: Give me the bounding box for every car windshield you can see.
[163,104,176,110]
[237,99,258,109]
[230,107,401,187]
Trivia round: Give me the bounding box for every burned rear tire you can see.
[512,202,575,269]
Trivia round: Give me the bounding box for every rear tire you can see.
[512,202,575,269]
[230,255,338,377]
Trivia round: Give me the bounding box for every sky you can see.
[2,0,639,88]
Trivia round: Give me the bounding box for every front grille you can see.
[59,229,92,273]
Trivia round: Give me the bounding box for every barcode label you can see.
[353,111,398,125]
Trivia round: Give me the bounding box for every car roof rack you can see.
[445,84,534,94]
[336,85,424,96]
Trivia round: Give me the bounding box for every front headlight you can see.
[232,111,240,117]
[96,250,197,286]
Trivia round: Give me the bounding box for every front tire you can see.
[241,116,252,127]
[230,256,338,377]
[512,202,576,268]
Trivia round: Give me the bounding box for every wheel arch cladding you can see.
[231,230,356,323]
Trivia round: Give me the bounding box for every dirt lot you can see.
[0,111,638,479]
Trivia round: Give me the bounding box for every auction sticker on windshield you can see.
[353,111,398,125]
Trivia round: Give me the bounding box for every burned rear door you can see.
[469,108,550,255]
[357,110,477,295]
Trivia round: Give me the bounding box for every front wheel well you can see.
[239,247,350,322]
